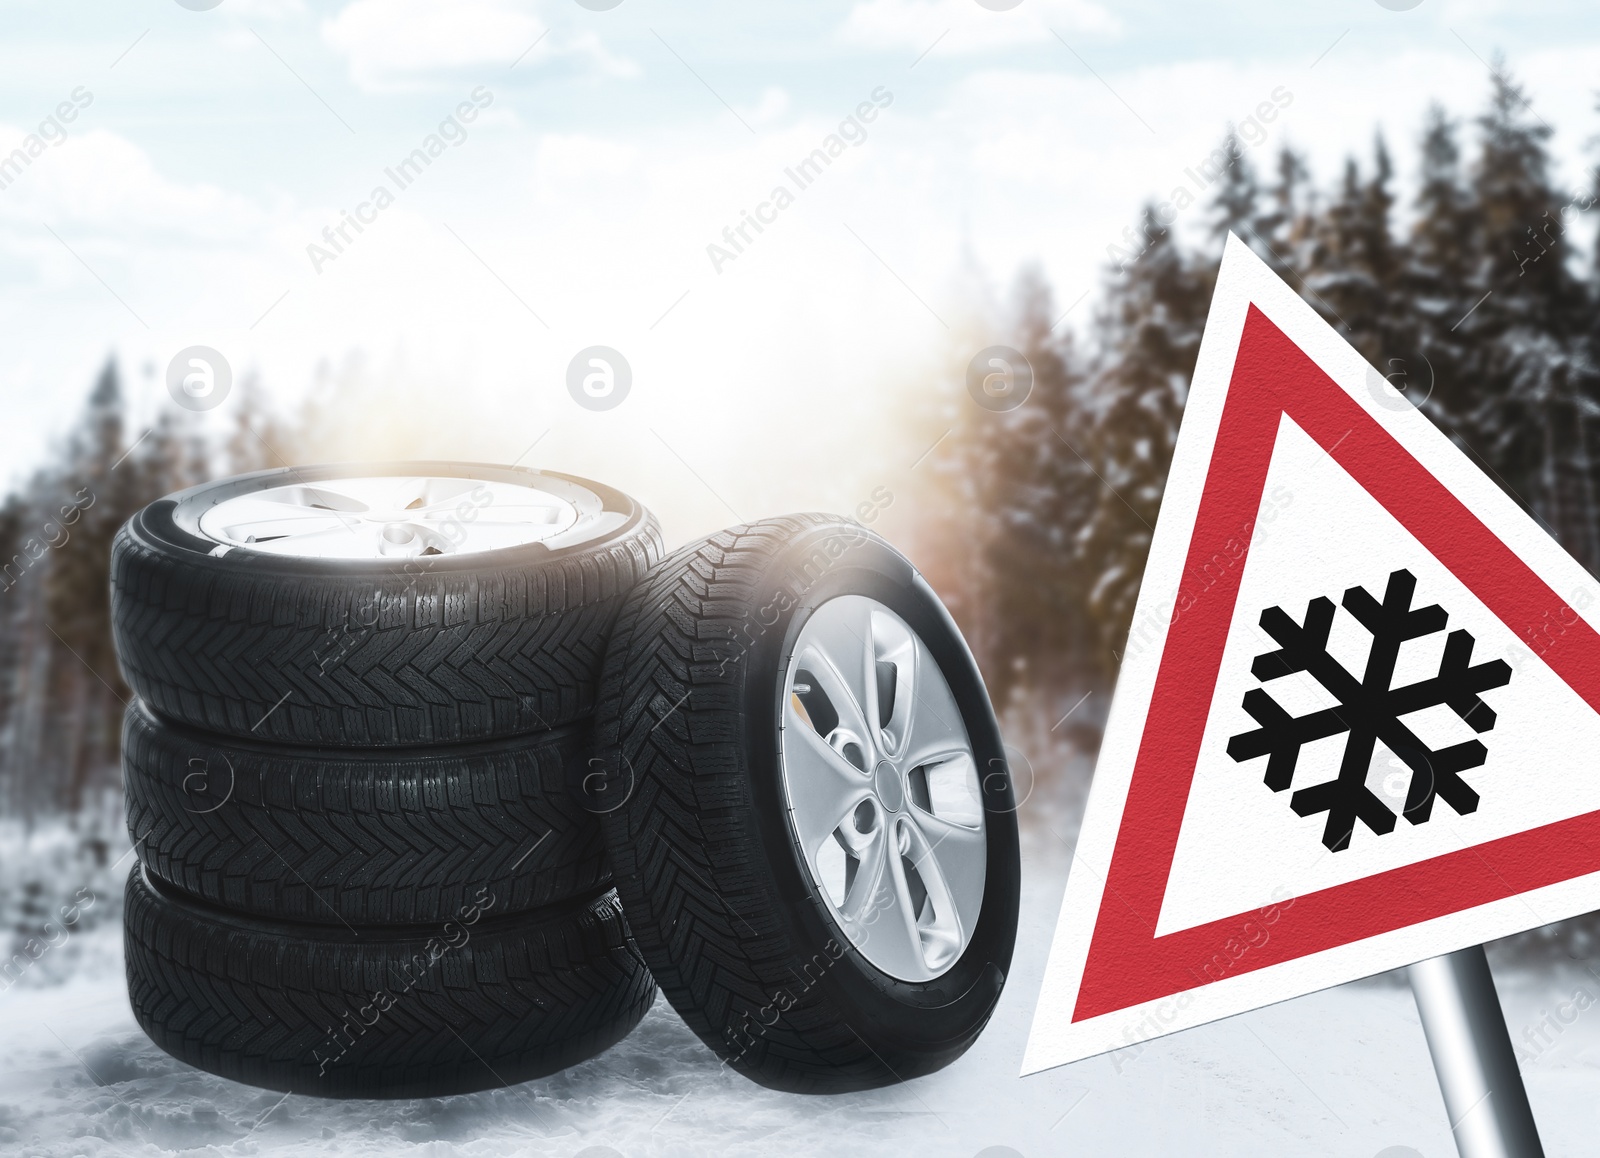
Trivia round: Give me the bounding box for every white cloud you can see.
[220,0,308,17]
[529,133,638,182]
[839,0,1118,55]
[0,126,269,244]
[743,87,792,128]
[321,0,635,90]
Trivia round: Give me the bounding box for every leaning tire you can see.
[110,463,662,747]
[124,866,656,1099]
[123,700,608,925]
[594,514,1020,1093]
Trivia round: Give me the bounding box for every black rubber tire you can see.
[123,700,609,925]
[593,514,1021,1093]
[110,463,663,747]
[124,866,656,1099]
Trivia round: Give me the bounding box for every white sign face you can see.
[1023,235,1600,1074]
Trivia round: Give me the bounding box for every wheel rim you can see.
[180,474,613,559]
[779,594,987,982]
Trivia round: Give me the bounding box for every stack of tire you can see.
[110,464,663,1097]
[113,463,1023,1099]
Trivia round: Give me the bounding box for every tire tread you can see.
[111,511,664,746]
[596,515,897,1091]
[123,704,609,925]
[124,868,656,1098]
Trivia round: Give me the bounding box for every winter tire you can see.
[124,866,656,1099]
[594,514,1021,1092]
[110,463,663,747]
[123,700,608,925]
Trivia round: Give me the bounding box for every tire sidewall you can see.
[737,522,1020,1054]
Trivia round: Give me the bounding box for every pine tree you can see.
[1465,65,1598,567]
[1080,204,1208,664]
[1401,106,1481,441]
[1359,135,1402,350]
[1208,129,1260,250]
[43,360,139,807]
[1196,130,1263,297]
[1255,144,1313,279]
[980,266,1099,702]
[1300,159,1361,345]
[47,359,125,672]
[227,371,297,473]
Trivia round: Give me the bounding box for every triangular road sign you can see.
[1024,234,1600,1073]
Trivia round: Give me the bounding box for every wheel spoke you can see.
[374,476,426,511]
[244,525,372,554]
[216,513,357,543]
[209,495,357,527]
[869,608,919,756]
[906,808,987,954]
[411,521,547,552]
[420,506,565,524]
[408,477,493,510]
[273,483,370,513]
[857,822,937,980]
[832,809,876,858]
[794,636,873,743]
[861,605,885,745]
[809,597,877,728]
[845,830,931,988]
[900,641,967,767]
[839,824,890,924]
[784,702,873,865]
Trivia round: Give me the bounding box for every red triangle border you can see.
[1074,306,1600,1023]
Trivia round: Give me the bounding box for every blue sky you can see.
[3,0,1599,540]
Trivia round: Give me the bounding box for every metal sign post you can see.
[1407,945,1543,1158]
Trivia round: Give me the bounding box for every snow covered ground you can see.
[3,824,1600,1158]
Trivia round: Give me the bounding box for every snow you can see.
[2,825,1599,1156]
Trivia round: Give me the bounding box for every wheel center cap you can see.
[873,761,904,813]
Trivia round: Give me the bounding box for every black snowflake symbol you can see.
[1226,569,1512,852]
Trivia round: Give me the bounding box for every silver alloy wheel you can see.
[779,594,987,982]
[175,474,624,559]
